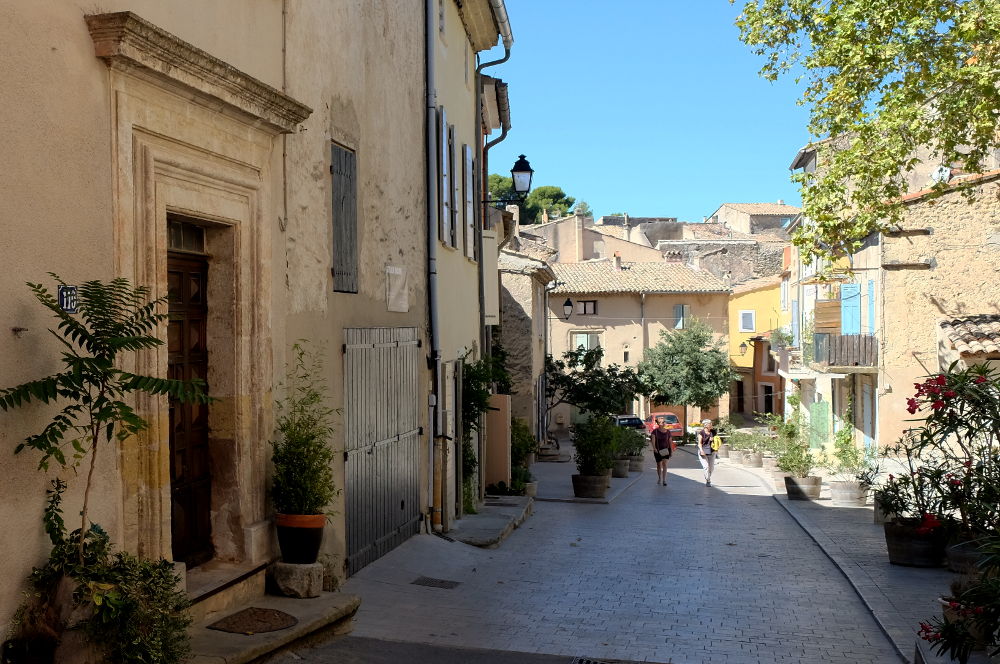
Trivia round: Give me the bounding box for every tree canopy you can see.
[639,321,734,418]
[545,347,646,419]
[736,0,1000,261]
[525,185,575,224]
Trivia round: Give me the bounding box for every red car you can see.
[644,412,683,437]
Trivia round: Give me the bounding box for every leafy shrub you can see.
[571,416,617,476]
[510,418,538,469]
[272,343,337,515]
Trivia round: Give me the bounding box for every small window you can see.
[167,218,206,254]
[780,278,789,311]
[575,300,597,315]
[623,350,630,363]
[739,310,756,333]
[673,303,691,329]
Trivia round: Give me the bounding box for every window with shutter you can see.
[739,310,756,332]
[463,145,475,258]
[571,332,601,351]
[331,143,358,293]
[438,108,450,247]
[448,124,458,248]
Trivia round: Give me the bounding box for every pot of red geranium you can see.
[884,514,949,567]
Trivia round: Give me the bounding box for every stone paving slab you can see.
[532,444,649,504]
[338,449,902,664]
[709,452,961,664]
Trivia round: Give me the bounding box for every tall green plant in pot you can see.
[0,276,206,664]
[570,416,616,499]
[272,343,338,564]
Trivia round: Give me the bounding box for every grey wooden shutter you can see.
[438,108,450,246]
[448,124,458,248]
[332,144,358,293]
[464,144,475,258]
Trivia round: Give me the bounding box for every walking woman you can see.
[697,419,716,486]
[650,416,673,486]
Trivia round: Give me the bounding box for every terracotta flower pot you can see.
[275,513,326,564]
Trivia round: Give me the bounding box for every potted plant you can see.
[779,441,821,500]
[571,416,616,499]
[617,427,647,472]
[510,417,539,496]
[918,534,1000,662]
[0,276,205,663]
[272,343,338,565]
[874,438,951,567]
[824,407,879,507]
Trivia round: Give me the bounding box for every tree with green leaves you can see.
[487,173,516,203]
[545,347,646,419]
[572,200,593,218]
[736,0,1000,261]
[0,275,208,559]
[525,185,575,224]
[639,320,735,435]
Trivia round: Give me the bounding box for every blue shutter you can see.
[841,283,861,335]
[791,300,800,346]
[867,280,875,335]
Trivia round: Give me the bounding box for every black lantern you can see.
[739,341,749,356]
[511,154,534,198]
[562,298,573,319]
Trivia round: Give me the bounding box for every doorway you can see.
[763,384,774,414]
[167,222,213,568]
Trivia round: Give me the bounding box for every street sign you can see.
[57,285,78,314]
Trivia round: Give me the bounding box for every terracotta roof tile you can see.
[940,315,1000,356]
[723,203,801,216]
[732,275,782,294]
[551,260,729,295]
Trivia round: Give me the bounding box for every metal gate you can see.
[344,327,421,575]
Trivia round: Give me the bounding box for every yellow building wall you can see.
[729,283,781,368]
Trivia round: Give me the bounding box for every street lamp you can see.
[739,341,749,356]
[511,154,534,199]
[562,298,573,319]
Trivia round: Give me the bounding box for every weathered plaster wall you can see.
[0,0,285,627]
[283,0,429,569]
[656,240,784,285]
[586,230,662,262]
[499,273,543,430]
[878,181,1000,448]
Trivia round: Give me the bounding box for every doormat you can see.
[206,607,298,635]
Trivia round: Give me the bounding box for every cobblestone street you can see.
[288,449,902,663]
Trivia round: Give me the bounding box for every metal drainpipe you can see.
[425,0,444,532]
[475,46,510,358]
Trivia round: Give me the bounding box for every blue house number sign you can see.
[57,285,78,314]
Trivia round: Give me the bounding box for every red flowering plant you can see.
[873,434,950,530]
[905,363,1000,540]
[918,534,1000,663]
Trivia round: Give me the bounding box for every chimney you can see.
[777,199,784,205]
[613,251,622,271]
[689,254,700,270]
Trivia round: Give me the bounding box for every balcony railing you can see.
[813,333,878,369]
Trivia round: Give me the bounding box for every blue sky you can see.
[484,1,812,222]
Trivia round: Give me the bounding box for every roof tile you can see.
[940,315,1000,356]
[551,260,729,295]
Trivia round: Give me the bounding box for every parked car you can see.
[644,412,683,437]
[613,414,646,431]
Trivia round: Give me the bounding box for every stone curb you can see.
[450,497,534,548]
[701,451,911,664]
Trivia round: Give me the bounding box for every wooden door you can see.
[168,253,213,567]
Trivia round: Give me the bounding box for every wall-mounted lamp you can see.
[739,341,749,356]
[562,298,573,320]
[484,154,534,204]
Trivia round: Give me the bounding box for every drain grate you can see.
[411,576,461,589]
[571,658,611,664]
